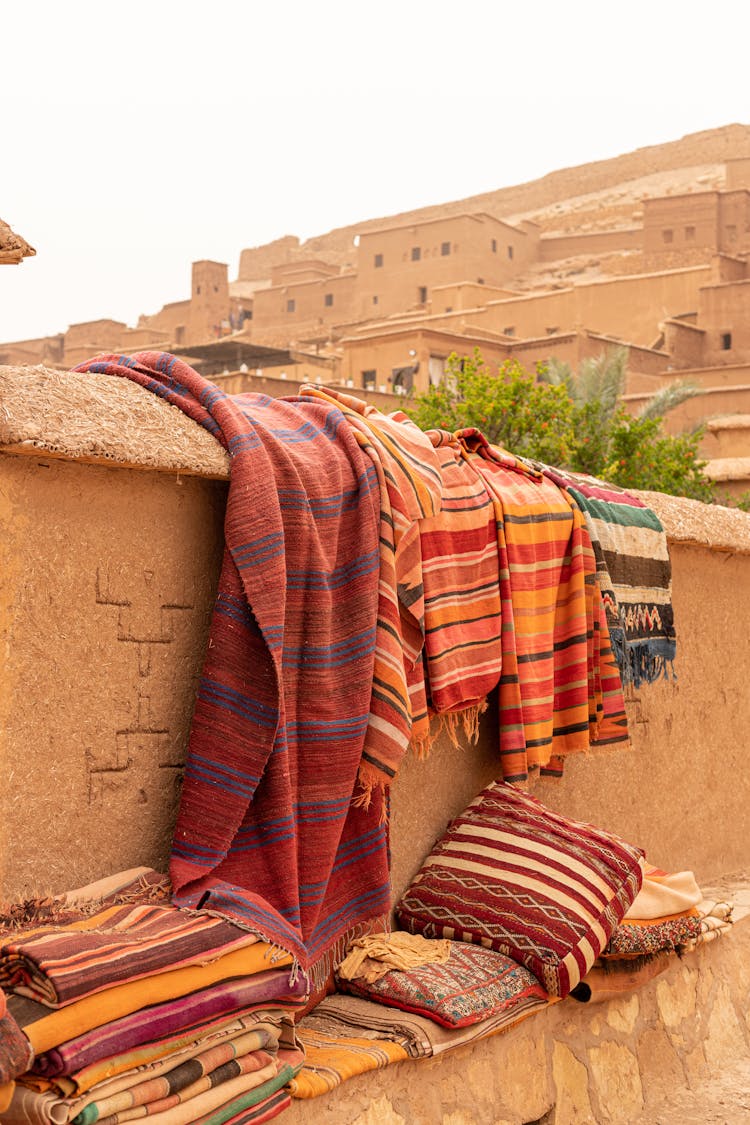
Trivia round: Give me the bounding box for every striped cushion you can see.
[396,782,643,998]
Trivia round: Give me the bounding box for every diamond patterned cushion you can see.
[396,782,643,997]
[336,940,547,1028]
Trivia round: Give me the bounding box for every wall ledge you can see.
[3,365,750,554]
[0,365,230,479]
[635,489,750,554]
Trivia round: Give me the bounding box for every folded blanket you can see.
[0,873,170,941]
[0,903,259,1008]
[286,1027,408,1100]
[201,1087,291,1125]
[8,942,292,1060]
[51,1011,298,1101]
[291,989,554,1097]
[625,862,702,920]
[76,353,391,985]
[71,1027,281,1124]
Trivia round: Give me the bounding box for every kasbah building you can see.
[5,123,750,499]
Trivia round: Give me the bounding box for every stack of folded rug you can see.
[0,869,305,1125]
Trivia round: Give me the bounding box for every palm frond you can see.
[638,381,702,421]
[576,347,627,417]
[540,356,575,396]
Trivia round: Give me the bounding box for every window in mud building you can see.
[504,326,515,337]
[477,277,485,285]
[662,229,674,244]
[411,246,421,261]
[196,285,201,294]
[392,364,417,395]
[685,226,696,241]
[362,369,377,390]
[287,299,296,313]
[441,241,451,256]
[373,295,379,305]
[491,239,497,253]
[324,293,334,307]
[721,332,732,350]
[507,245,514,259]
[174,325,186,345]
[374,253,383,268]
[546,326,559,335]
[418,285,428,303]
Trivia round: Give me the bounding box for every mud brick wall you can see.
[2,366,750,901]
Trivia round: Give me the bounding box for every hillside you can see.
[270,124,750,272]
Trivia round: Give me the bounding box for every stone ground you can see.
[632,1056,750,1124]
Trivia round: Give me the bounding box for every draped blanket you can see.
[459,433,628,782]
[539,467,675,685]
[297,385,443,780]
[75,354,390,980]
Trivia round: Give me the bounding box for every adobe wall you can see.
[427,266,711,350]
[1,366,750,903]
[539,228,642,261]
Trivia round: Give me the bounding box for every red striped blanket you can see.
[299,392,506,760]
[418,430,502,736]
[459,431,628,782]
[74,354,390,982]
[297,386,443,786]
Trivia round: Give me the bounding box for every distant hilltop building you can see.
[4,125,750,494]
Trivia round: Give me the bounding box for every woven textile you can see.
[56,1012,298,1101]
[540,467,675,686]
[70,1027,280,1124]
[16,968,305,1079]
[4,1017,294,1124]
[196,1087,291,1125]
[0,903,259,1008]
[75,353,390,981]
[605,915,702,956]
[396,781,643,997]
[337,940,547,1028]
[0,1012,34,1085]
[625,862,702,920]
[298,385,443,781]
[287,1027,409,1099]
[0,872,170,941]
[337,932,451,983]
[291,991,553,1097]
[460,432,628,782]
[417,430,503,734]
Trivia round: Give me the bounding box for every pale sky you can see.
[1,0,747,343]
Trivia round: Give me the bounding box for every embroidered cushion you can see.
[336,940,547,1028]
[396,781,643,997]
[605,915,702,957]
